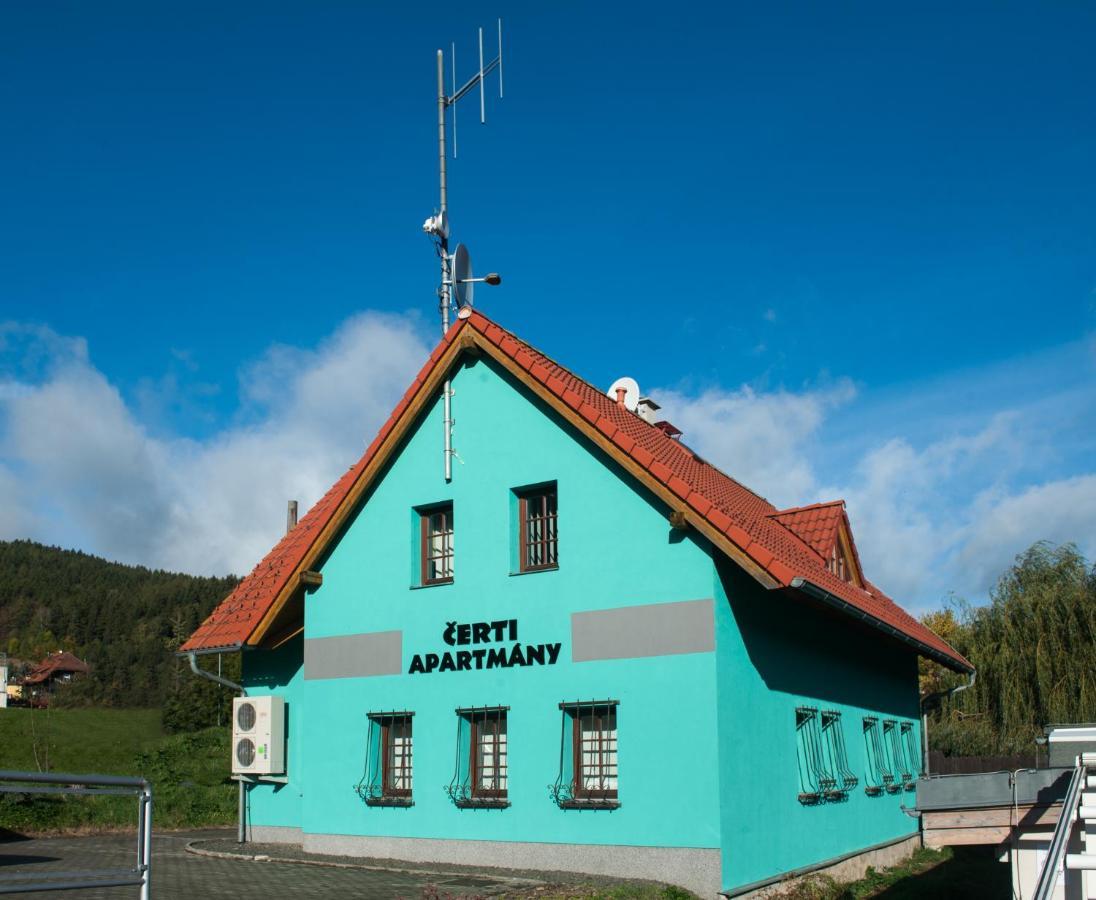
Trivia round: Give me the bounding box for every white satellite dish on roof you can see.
[607,377,640,412]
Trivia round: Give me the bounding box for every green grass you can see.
[0,707,235,832]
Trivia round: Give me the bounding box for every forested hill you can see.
[0,540,239,708]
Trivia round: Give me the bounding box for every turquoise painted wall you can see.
[245,355,722,849]
[713,559,921,892]
[243,634,304,828]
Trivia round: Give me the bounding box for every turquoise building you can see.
[182,309,972,897]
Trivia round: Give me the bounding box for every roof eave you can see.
[790,576,974,674]
[175,642,245,658]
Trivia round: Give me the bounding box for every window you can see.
[383,716,413,798]
[551,700,619,809]
[576,707,617,799]
[884,719,915,791]
[446,707,509,808]
[473,711,508,799]
[795,707,833,804]
[420,503,454,585]
[518,484,557,572]
[900,722,921,789]
[356,712,414,806]
[862,716,895,797]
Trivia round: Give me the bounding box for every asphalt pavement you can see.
[0,829,528,899]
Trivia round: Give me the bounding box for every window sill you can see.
[364,797,414,808]
[409,580,453,590]
[454,799,510,810]
[558,799,620,811]
[508,566,559,577]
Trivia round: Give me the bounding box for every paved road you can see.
[0,830,520,899]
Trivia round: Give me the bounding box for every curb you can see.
[183,840,545,887]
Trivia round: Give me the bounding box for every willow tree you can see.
[926,542,1096,755]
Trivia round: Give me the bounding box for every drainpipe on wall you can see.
[920,670,976,776]
[188,651,247,844]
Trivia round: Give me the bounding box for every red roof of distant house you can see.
[23,651,90,685]
[181,310,972,672]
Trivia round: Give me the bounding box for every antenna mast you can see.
[436,48,450,332]
[422,21,505,481]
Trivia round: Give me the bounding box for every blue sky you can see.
[1,2,1093,612]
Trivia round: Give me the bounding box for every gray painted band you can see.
[300,832,721,898]
[571,599,714,663]
[304,631,402,680]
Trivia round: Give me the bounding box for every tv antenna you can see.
[422,20,504,335]
[421,21,505,482]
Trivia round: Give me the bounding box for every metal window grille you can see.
[821,710,859,793]
[421,505,454,584]
[884,719,912,791]
[356,711,414,806]
[550,700,620,808]
[446,706,509,808]
[862,716,894,796]
[795,707,835,804]
[520,488,557,571]
[899,721,920,788]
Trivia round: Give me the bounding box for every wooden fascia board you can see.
[476,333,780,591]
[836,520,864,588]
[245,330,469,647]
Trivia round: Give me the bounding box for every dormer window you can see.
[828,544,850,582]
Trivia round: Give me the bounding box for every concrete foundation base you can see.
[730,833,922,897]
[245,826,919,899]
[296,832,721,898]
[249,825,303,844]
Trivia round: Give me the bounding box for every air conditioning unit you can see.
[232,695,285,775]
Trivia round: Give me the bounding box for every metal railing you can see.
[1032,759,1085,900]
[0,770,151,898]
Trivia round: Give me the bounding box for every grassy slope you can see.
[0,708,235,832]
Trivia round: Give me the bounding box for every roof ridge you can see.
[476,311,782,517]
[770,499,846,517]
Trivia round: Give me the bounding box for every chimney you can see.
[654,420,683,440]
[636,396,661,424]
[287,500,299,533]
[615,387,627,408]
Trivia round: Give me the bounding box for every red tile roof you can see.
[23,651,90,685]
[769,501,847,561]
[181,309,972,672]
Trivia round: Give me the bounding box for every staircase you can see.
[1034,753,1096,899]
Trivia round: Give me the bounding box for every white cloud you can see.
[0,312,429,576]
[956,475,1096,596]
[655,366,1096,612]
[654,380,856,508]
[1,314,1093,616]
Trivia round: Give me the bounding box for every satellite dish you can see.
[607,377,640,412]
[421,209,449,239]
[452,243,473,309]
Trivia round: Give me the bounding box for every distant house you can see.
[22,651,90,704]
[182,310,971,897]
